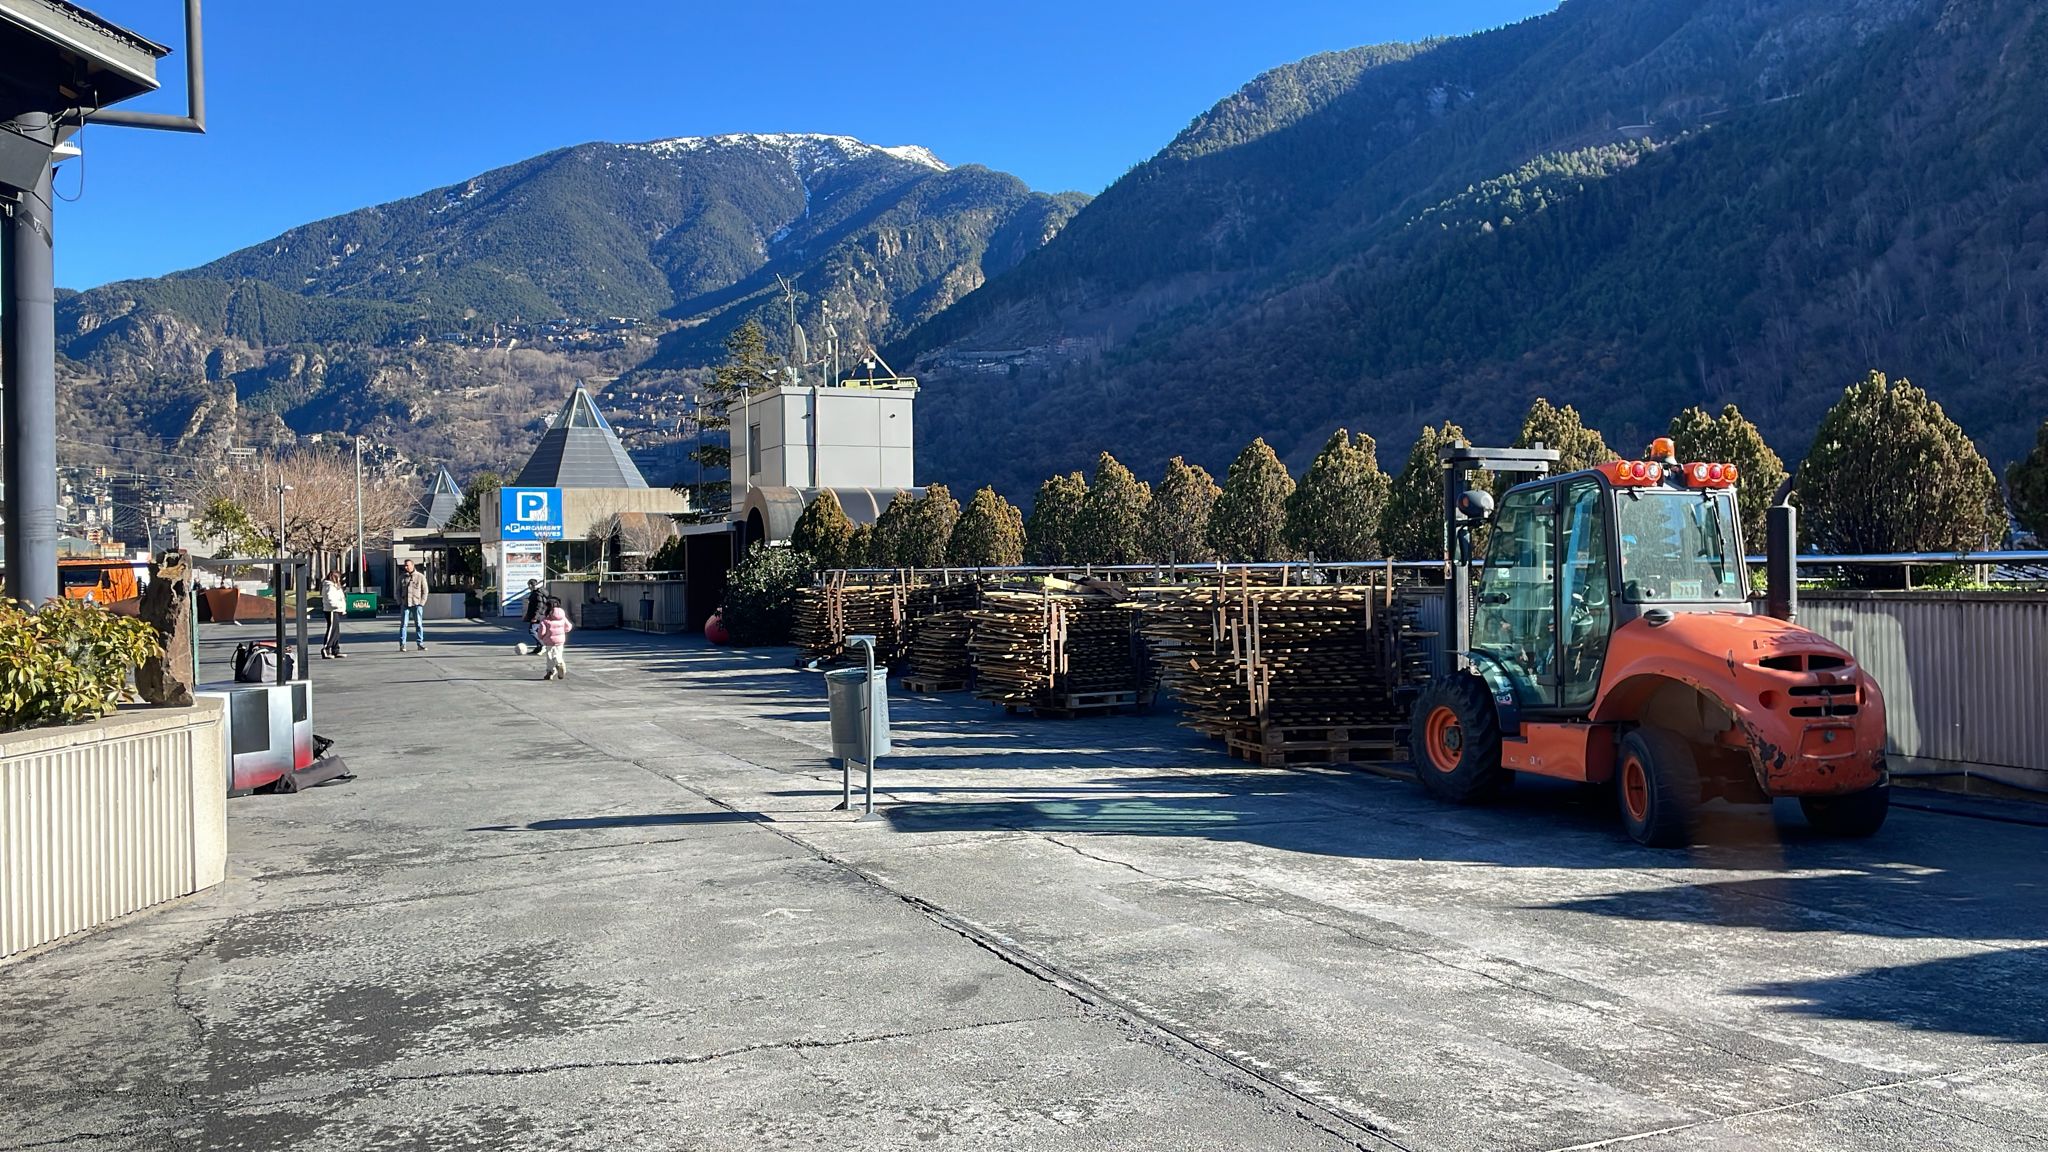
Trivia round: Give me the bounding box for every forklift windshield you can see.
[1615,489,1744,603]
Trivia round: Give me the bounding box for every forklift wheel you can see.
[1410,675,1505,803]
[1616,727,1700,847]
[1800,782,1890,838]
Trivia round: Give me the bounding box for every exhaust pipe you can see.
[1765,477,1797,622]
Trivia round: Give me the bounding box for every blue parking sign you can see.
[499,487,564,540]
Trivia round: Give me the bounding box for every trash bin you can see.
[825,668,891,763]
[344,592,380,618]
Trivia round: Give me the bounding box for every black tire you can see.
[1616,727,1701,847]
[1800,783,1890,838]
[1410,674,1506,803]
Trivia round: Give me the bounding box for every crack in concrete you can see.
[1888,1092,2048,1146]
[13,1128,144,1150]
[1533,1052,2048,1152]
[373,1013,1067,1086]
[182,862,712,926]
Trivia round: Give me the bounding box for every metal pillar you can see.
[353,437,365,590]
[2,120,59,607]
[1443,453,1470,664]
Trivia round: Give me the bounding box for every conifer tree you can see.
[1794,372,2004,554]
[1285,430,1392,560]
[687,319,780,513]
[1027,472,1088,564]
[844,523,877,569]
[1207,438,1296,562]
[1073,452,1152,564]
[1668,403,1789,550]
[788,489,856,570]
[1144,457,1220,564]
[1515,398,1615,473]
[1382,423,1475,561]
[2009,418,2048,542]
[899,484,961,568]
[869,490,918,567]
[949,486,1027,566]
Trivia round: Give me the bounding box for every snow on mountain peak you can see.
[628,133,948,173]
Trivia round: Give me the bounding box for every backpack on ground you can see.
[233,640,296,684]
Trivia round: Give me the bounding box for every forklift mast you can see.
[1440,442,1560,667]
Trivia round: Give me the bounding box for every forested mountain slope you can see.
[904,0,2047,500]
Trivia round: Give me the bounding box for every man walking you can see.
[397,559,428,652]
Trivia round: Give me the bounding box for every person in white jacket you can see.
[321,572,349,659]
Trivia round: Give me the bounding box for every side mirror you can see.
[1455,489,1495,523]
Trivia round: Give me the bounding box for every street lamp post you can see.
[353,437,365,591]
[276,480,292,558]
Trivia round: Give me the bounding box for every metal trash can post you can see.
[824,636,888,818]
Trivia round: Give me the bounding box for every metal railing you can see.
[824,551,2048,583]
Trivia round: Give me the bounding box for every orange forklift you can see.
[1410,439,1890,846]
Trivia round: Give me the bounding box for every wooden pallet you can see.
[901,675,970,694]
[998,689,1140,719]
[1226,723,1406,768]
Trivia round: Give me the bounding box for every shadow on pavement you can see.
[1541,863,2048,941]
[471,812,764,832]
[1739,946,2048,1042]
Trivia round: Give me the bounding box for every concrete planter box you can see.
[1,700,228,963]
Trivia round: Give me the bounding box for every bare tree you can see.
[198,451,420,564]
[615,513,675,571]
[582,491,676,572]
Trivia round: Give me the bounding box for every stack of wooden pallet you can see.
[901,581,980,692]
[967,584,1144,715]
[792,578,909,665]
[1142,574,1431,766]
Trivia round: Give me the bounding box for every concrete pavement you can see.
[2,619,2045,1150]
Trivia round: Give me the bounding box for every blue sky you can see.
[58,0,1559,289]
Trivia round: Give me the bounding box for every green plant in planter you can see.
[0,600,164,732]
[719,545,816,646]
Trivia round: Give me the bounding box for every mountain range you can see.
[53,133,1084,476]
[903,0,2048,497]
[46,0,2048,506]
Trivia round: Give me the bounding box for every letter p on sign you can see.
[516,491,549,522]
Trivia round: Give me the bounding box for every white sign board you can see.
[500,542,545,617]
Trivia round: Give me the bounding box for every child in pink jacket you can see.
[536,601,573,681]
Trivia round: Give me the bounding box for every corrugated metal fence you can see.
[1,703,227,962]
[1800,592,2048,779]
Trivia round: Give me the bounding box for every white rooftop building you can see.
[732,372,920,549]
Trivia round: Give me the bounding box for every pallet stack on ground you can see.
[792,576,910,665]
[901,581,980,692]
[967,583,1145,715]
[1143,573,1432,766]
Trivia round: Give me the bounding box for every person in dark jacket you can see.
[515,579,545,656]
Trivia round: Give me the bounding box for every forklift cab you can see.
[1422,440,1888,846]
[1470,457,1747,717]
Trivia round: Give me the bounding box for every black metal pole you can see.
[3,121,59,608]
[294,560,309,675]
[1444,456,1470,667]
[273,562,286,685]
